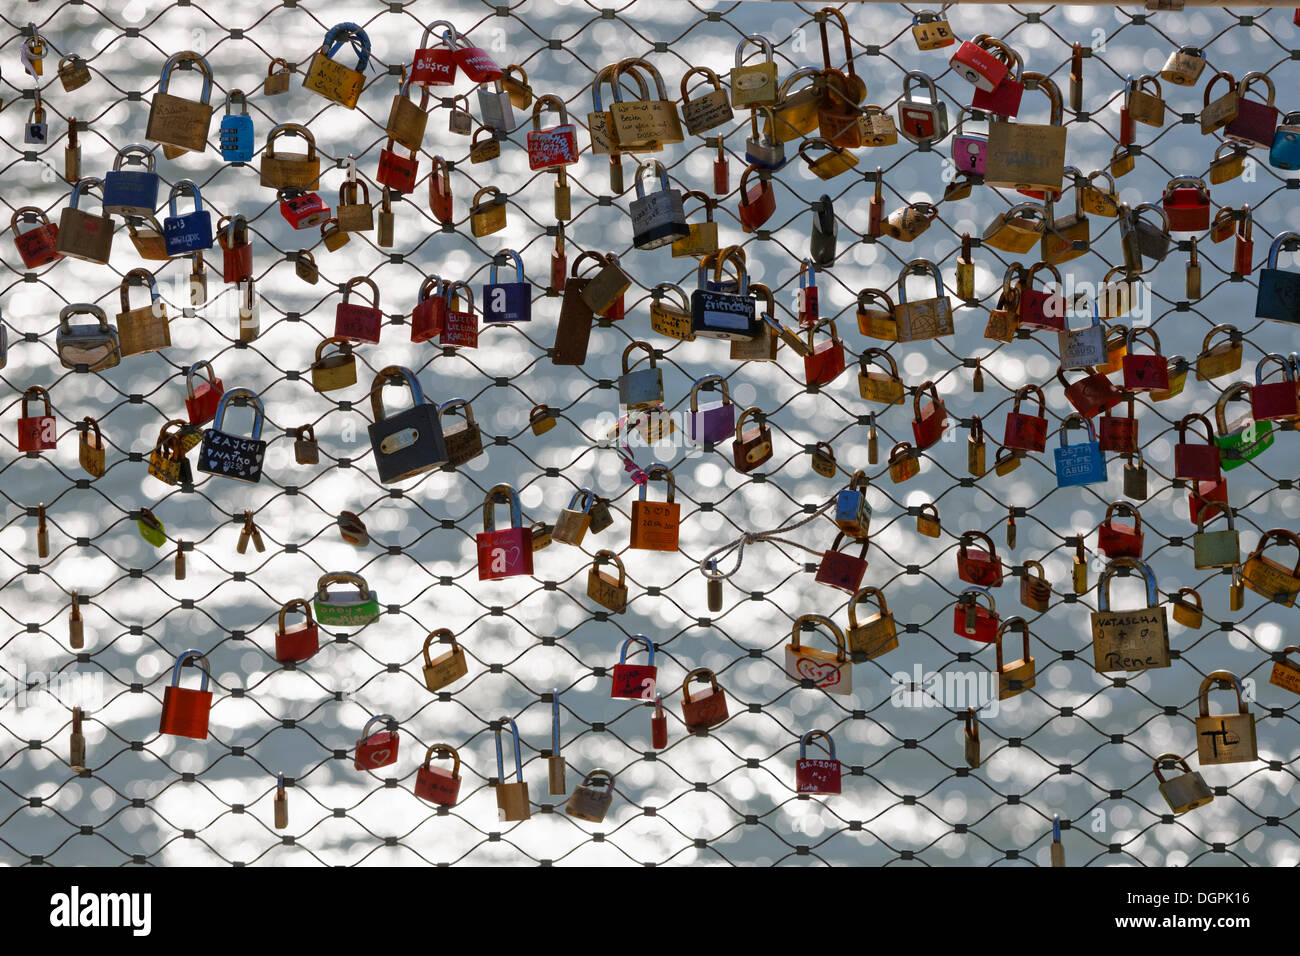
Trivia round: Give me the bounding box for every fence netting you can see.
[1,0,1298,866]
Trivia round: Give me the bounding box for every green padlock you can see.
[312,571,379,626]
[137,508,167,548]
[1214,382,1273,471]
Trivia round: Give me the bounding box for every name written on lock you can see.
[1093,609,1170,671]
[199,432,264,478]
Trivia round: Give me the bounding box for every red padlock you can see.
[1174,413,1222,481]
[815,533,869,593]
[680,668,728,732]
[1098,501,1144,558]
[440,280,479,348]
[158,650,213,740]
[1017,263,1066,331]
[1251,353,1300,421]
[476,484,534,581]
[651,694,668,749]
[550,234,566,294]
[970,38,1024,117]
[1099,393,1139,453]
[795,730,842,795]
[278,189,330,230]
[1161,176,1210,233]
[1224,72,1279,148]
[184,361,224,426]
[410,275,446,343]
[911,380,948,450]
[954,589,999,643]
[274,598,319,664]
[1189,478,1229,525]
[377,139,419,193]
[17,386,57,452]
[11,206,62,268]
[949,39,1010,93]
[713,146,729,196]
[611,636,658,700]
[1234,210,1254,276]
[957,531,1004,587]
[1057,366,1122,419]
[354,714,399,771]
[411,22,459,85]
[1003,384,1048,453]
[803,320,846,387]
[1121,326,1169,393]
[451,29,503,83]
[429,156,453,225]
[218,215,253,283]
[334,276,383,344]
[798,259,819,327]
[738,164,775,233]
[414,743,462,806]
[1119,106,1135,146]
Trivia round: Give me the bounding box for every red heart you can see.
[796,656,842,687]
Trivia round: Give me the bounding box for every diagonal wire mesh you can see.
[0,0,1298,867]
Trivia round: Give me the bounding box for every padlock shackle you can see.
[530,92,567,129]
[680,65,724,101]
[621,340,657,375]
[315,571,371,602]
[167,178,203,215]
[321,22,372,71]
[1213,383,1253,432]
[1255,352,1295,385]
[489,249,524,284]
[360,713,397,744]
[1246,528,1300,576]
[185,360,218,397]
[422,743,460,778]
[689,374,732,412]
[482,483,523,533]
[566,488,595,513]
[493,716,524,782]
[1265,230,1300,269]
[421,628,459,666]
[896,258,942,304]
[958,586,996,615]
[119,268,160,313]
[212,387,265,440]
[68,176,106,210]
[734,34,774,66]
[59,303,110,333]
[112,143,156,171]
[995,615,1030,670]
[591,549,626,587]
[618,635,655,666]
[799,728,836,761]
[369,365,427,423]
[158,51,214,101]
[847,585,888,627]
[681,667,720,704]
[170,649,210,690]
[1198,669,1248,717]
[1096,556,1158,611]
[789,613,848,661]
[278,598,315,633]
[638,463,676,503]
[1058,412,1097,448]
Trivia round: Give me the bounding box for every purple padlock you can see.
[951,108,988,177]
[688,374,737,446]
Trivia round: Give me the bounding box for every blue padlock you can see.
[483,249,531,323]
[1256,230,1300,324]
[833,470,871,539]
[102,144,160,217]
[1054,413,1106,488]
[1269,111,1300,169]
[219,89,255,162]
[163,179,213,256]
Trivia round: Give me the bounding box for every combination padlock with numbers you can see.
[219,90,254,162]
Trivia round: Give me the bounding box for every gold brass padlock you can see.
[470,186,507,238]
[964,709,980,768]
[1171,587,1203,629]
[916,503,940,538]
[1195,671,1257,765]
[548,694,566,795]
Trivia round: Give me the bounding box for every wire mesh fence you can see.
[1,0,1298,867]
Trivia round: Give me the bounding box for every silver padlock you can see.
[629,160,688,250]
[1119,202,1171,271]
[618,341,665,409]
[744,107,786,169]
[25,96,48,145]
[1154,753,1213,814]
[477,79,515,132]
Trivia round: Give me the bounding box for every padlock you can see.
[964,710,981,768]
[587,549,629,613]
[617,341,665,410]
[731,35,778,109]
[293,424,319,465]
[737,164,776,233]
[1098,501,1144,559]
[198,388,266,483]
[525,94,578,172]
[910,380,948,450]
[1269,110,1300,169]
[11,206,62,269]
[1193,507,1240,571]
[1057,365,1120,420]
[264,57,292,95]
[809,442,837,479]
[897,71,948,145]
[1160,45,1206,86]
[667,190,720,260]
[1225,71,1278,148]
[56,304,120,372]
[1215,384,1272,471]
[148,421,191,486]
[477,484,533,581]
[1090,557,1169,673]
[950,109,989,177]
[1058,299,1107,369]
[629,464,680,552]
[295,248,322,284]
[1160,176,1210,234]
[1206,143,1245,188]
[218,89,254,162]
[1186,237,1203,300]
[1080,169,1120,218]
[311,338,357,393]
[1099,393,1139,454]
[1171,587,1203,629]
[421,628,468,692]
[465,185,507,238]
[586,61,637,156]
[273,599,319,664]
[885,201,938,243]
[162,180,213,256]
[476,77,516,134]
[957,530,1004,588]
[611,636,657,701]
[954,588,998,643]
[185,360,224,425]
[439,280,478,349]
[502,63,533,109]
[909,8,954,48]
[843,586,897,661]
[1054,413,1106,488]
[985,74,1068,194]
[158,650,212,739]
[1017,262,1066,331]
[851,287,895,342]
[278,186,330,231]
[58,53,92,92]
[56,177,115,264]
[815,533,869,594]
[692,247,758,340]
[313,572,379,627]
[680,66,733,136]
[967,417,987,477]
[1125,74,1165,127]
[1041,179,1091,266]
[970,36,1025,116]
[629,160,688,250]
[134,506,166,548]
[1251,352,1300,421]
[475,251,531,325]
[566,769,616,823]
[1121,326,1169,393]
[332,276,382,343]
[115,269,170,357]
[1255,230,1300,324]
[858,348,905,406]
[552,252,602,365]
[552,490,594,548]
[103,144,159,217]
[799,137,857,181]
[1193,325,1242,384]
[415,744,462,807]
[888,442,919,484]
[303,23,370,109]
[69,705,86,771]
[368,366,447,482]
[1243,528,1300,606]
[803,320,846,387]
[411,20,460,85]
[1189,477,1229,527]
[982,202,1047,254]
[1235,208,1255,276]
[1196,671,1258,765]
[950,37,1010,93]
[74,416,105,479]
[354,714,399,772]
[544,692,567,793]
[1271,646,1300,695]
[795,730,842,795]
[1154,754,1214,815]
[857,105,899,147]
[894,259,954,342]
[217,215,252,284]
[784,615,851,694]
[807,194,838,269]
[994,617,1035,700]
[684,374,735,446]
[832,470,871,539]
[731,405,773,474]
[146,52,214,153]
[493,717,530,821]
[1019,560,1052,612]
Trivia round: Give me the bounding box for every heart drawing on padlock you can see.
[797,657,844,687]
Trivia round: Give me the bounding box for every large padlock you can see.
[198,388,266,483]
[1161,176,1210,233]
[566,769,616,823]
[895,259,954,342]
[355,714,399,771]
[158,650,212,739]
[847,586,897,660]
[629,160,688,250]
[146,52,214,154]
[493,717,531,821]
[995,617,1035,699]
[421,628,468,691]
[1255,230,1300,324]
[1195,671,1258,765]
[795,730,842,795]
[1090,557,1169,673]
[691,247,758,340]
[303,23,370,109]
[1215,382,1273,470]
[1251,352,1300,421]
[275,599,319,664]
[985,73,1068,194]
[116,268,170,356]
[313,572,379,627]
[954,587,998,643]
[218,89,254,162]
[56,177,114,264]
[103,144,159,216]
[185,360,224,425]
[1242,529,1300,606]
[1173,413,1222,481]
[611,636,657,700]
[815,533,869,594]
[11,206,62,269]
[311,337,357,393]
[261,124,322,191]
[1154,754,1214,815]
[162,180,213,256]
[410,19,460,85]
[731,35,778,109]
[1225,71,1278,149]
[17,387,56,454]
[56,304,120,371]
[415,744,462,807]
[477,484,533,581]
[368,366,447,482]
[526,94,578,170]
[1054,413,1106,487]
[629,464,680,552]
[1098,502,1144,559]
[897,70,948,144]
